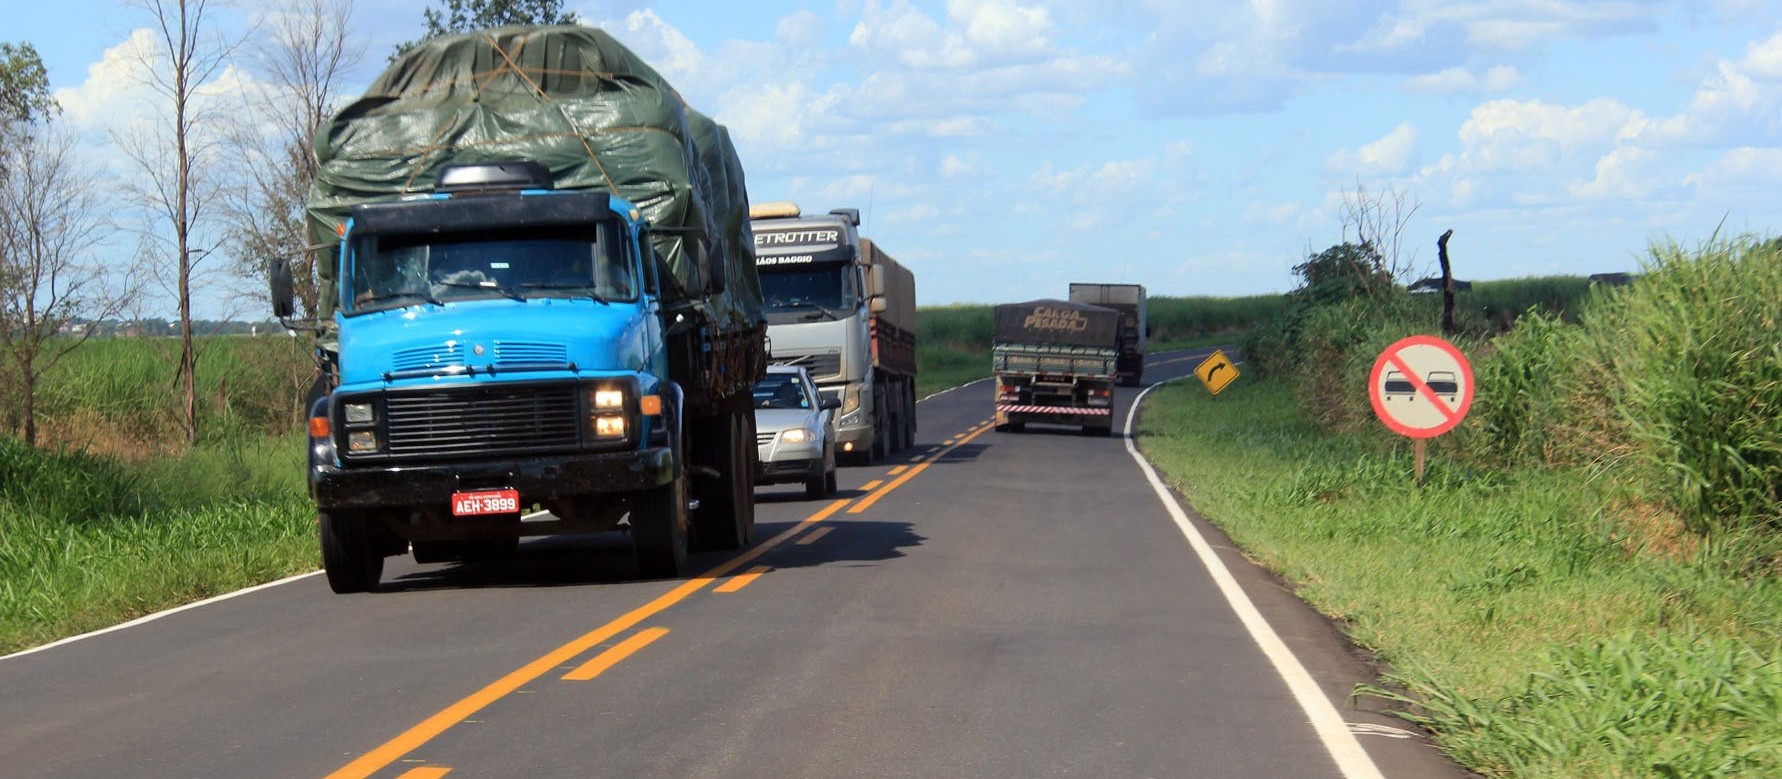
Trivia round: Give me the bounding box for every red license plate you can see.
[451,489,521,517]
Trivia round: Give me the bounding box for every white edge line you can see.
[1,570,325,662]
[919,376,990,404]
[1122,378,1387,779]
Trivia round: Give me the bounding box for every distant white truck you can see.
[1068,282,1147,386]
[749,203,917,463]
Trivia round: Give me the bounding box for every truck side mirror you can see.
[270,258,296,319]
[868,265,886,297]
[869,297,888,314]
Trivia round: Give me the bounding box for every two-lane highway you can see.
[1,349,1469,778]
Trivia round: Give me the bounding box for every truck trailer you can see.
[991,299,1120,436]
[748,203,917,463]
[271,26,767,592]
[1067,282,1147,386]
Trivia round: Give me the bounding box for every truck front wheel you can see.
[319,510,383,594]
[694,410,754,550]
[633,472,690,579]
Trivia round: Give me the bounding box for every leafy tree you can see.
[0,43,55,177]
[1290,242,1393,304]
[394,0,579,58]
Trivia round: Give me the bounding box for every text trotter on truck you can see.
[271,26,766,593]
[748,202,918,464]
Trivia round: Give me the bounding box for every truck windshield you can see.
[346,223,633,314]
[758,263,854,315]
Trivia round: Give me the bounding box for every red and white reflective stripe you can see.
[996,404,1111,415]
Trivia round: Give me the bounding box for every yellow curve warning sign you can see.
[1195,350,1239,395]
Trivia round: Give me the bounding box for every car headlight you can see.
[781,428,810,444]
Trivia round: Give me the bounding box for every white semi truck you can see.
[749,203,916,463]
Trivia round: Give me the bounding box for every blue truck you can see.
[270,27,765,592]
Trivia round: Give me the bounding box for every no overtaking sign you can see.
[1368,335,1473,439]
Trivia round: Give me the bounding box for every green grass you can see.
[0,435,317,655]
[1136,378,1782,777]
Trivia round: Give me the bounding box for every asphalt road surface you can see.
[0,348,1474,778]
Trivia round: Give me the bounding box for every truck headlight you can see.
[592,388,624,410]
[594,414,627,439]
[841,385,860,415]
[347,430,380,453]
[344,402,375,425]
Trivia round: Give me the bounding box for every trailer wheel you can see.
[695,410,754,550]
[633,471,689,579]
[319,510,382,594]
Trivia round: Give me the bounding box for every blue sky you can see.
[12,0,1782,318]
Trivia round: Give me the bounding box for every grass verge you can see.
[1137,378,1782,778]
[0,436,317,655]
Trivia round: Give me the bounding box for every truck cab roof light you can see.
[748,201,801,219]
[435,160,554,193]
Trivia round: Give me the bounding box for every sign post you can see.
[1367,335,1473,484]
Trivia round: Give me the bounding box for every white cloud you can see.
[1407,64,1520,94]
[1569,145,1662,200]
[1325,122,1420,177]
[939,153,985,178]
[1683,146,1782,192]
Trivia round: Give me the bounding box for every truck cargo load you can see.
[306,24,762,332]
[992,299,1121,350]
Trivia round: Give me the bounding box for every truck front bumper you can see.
[311,446,674,511]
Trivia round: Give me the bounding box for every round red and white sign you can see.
[1368,335,1473,439]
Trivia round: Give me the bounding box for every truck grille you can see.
[384,385,581,458]
[773,350,842,380]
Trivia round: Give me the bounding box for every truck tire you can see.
[694,410,754,550]
[870,393,888,463]
[319,510,382,594]
[633,471,689,579]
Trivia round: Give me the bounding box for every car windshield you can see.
[346,223,633,313]
[753,373,811,410]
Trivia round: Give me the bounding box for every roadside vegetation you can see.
[0,335,319,655]
[1139,235,1782,776]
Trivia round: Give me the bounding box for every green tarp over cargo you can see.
[305,24,763,330]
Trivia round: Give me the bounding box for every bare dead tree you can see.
[223,0,360,322]
[0,130,131,446]
[1437,229,1456,335]
[116,0,247,445]
[221,0,361,425]
[1337,181,1422,293]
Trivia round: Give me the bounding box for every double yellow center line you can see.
[328,419,994,779]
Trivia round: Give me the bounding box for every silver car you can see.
[753,365,840,498]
